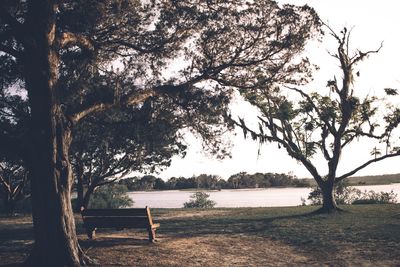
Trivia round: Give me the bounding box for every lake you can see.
[128,184,400,208]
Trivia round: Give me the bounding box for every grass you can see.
[1,205,400,266]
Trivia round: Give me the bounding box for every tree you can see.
[153,178,166,190]
[71,98,188,211]
[228,172,248,189]
[195,174,221,189]
[0,1,319,265]
[0,160,28,214]
[183,191,216,208]
[234,25,400,212]
[88,184,133,209]
[0,92,29,214]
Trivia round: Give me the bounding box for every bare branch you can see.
[345,26,355,56]
[350,42,383,67]
[336,151,400,182]
[326,50,339,59]
[321,20,341,42]
[11,171,26,197]
[0,174,11,194]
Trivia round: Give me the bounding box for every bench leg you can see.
[148,228,156,243]
[86,228,96,239]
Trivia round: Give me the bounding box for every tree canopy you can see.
[0,0,321,265]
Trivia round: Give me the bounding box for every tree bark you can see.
[23,1,94,266]
[82,185,95,210]
[319,182,340,213]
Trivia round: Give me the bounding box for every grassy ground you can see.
[1,205,400,266]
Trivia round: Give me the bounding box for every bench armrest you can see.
[151,223,160,229]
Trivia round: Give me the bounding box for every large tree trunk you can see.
[319,182,340,213]
[23,1,94,266]
[82,185,96,210]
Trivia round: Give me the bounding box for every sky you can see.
[151,0,400,180]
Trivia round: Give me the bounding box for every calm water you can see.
[128,184,400,208]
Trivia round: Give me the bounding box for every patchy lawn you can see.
[1,205,400,266]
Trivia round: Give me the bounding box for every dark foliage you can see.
[120,172,309,191]
[0,0,321,264]
[88,184,133,209]
[183,191,216,208]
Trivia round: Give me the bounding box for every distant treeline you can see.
[302,173,400,187]
[346,173,400,185]
[118,172,310,191]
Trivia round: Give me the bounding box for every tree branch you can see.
[230,115,325,186]
[284,86,336,134]
[69,81,192,124]
[336,151,400,182]
[319,125,332,160]
[343,129,384,141]
[96,178,118,187]
[11,171,26,198]
[0,174,11,194]
[59,32,94,51]
[350,42,383,67]
[69,88,156,124]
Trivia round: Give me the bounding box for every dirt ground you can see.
[83,233,310,266]
[1,207,400,266]
[82,210,312,266]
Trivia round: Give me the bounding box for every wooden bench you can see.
[81,207,160,242]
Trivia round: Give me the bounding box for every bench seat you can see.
[81,206,160,242]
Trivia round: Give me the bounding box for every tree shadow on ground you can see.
[0,227,33,242]
[158,211,316,236]
[80,236,152,249]
[156,210,350,261]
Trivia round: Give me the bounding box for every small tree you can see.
[0,161,29,214]
[88,184,133,209]
[0,90,30,214]
[71,100,187,211]
[183,191,216,208]
[234,25,400,213]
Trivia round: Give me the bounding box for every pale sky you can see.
[152,0,400,180]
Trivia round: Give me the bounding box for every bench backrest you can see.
[81,207,155,228]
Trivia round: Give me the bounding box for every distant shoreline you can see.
[127,180,400,193]
[301,173,400,187]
